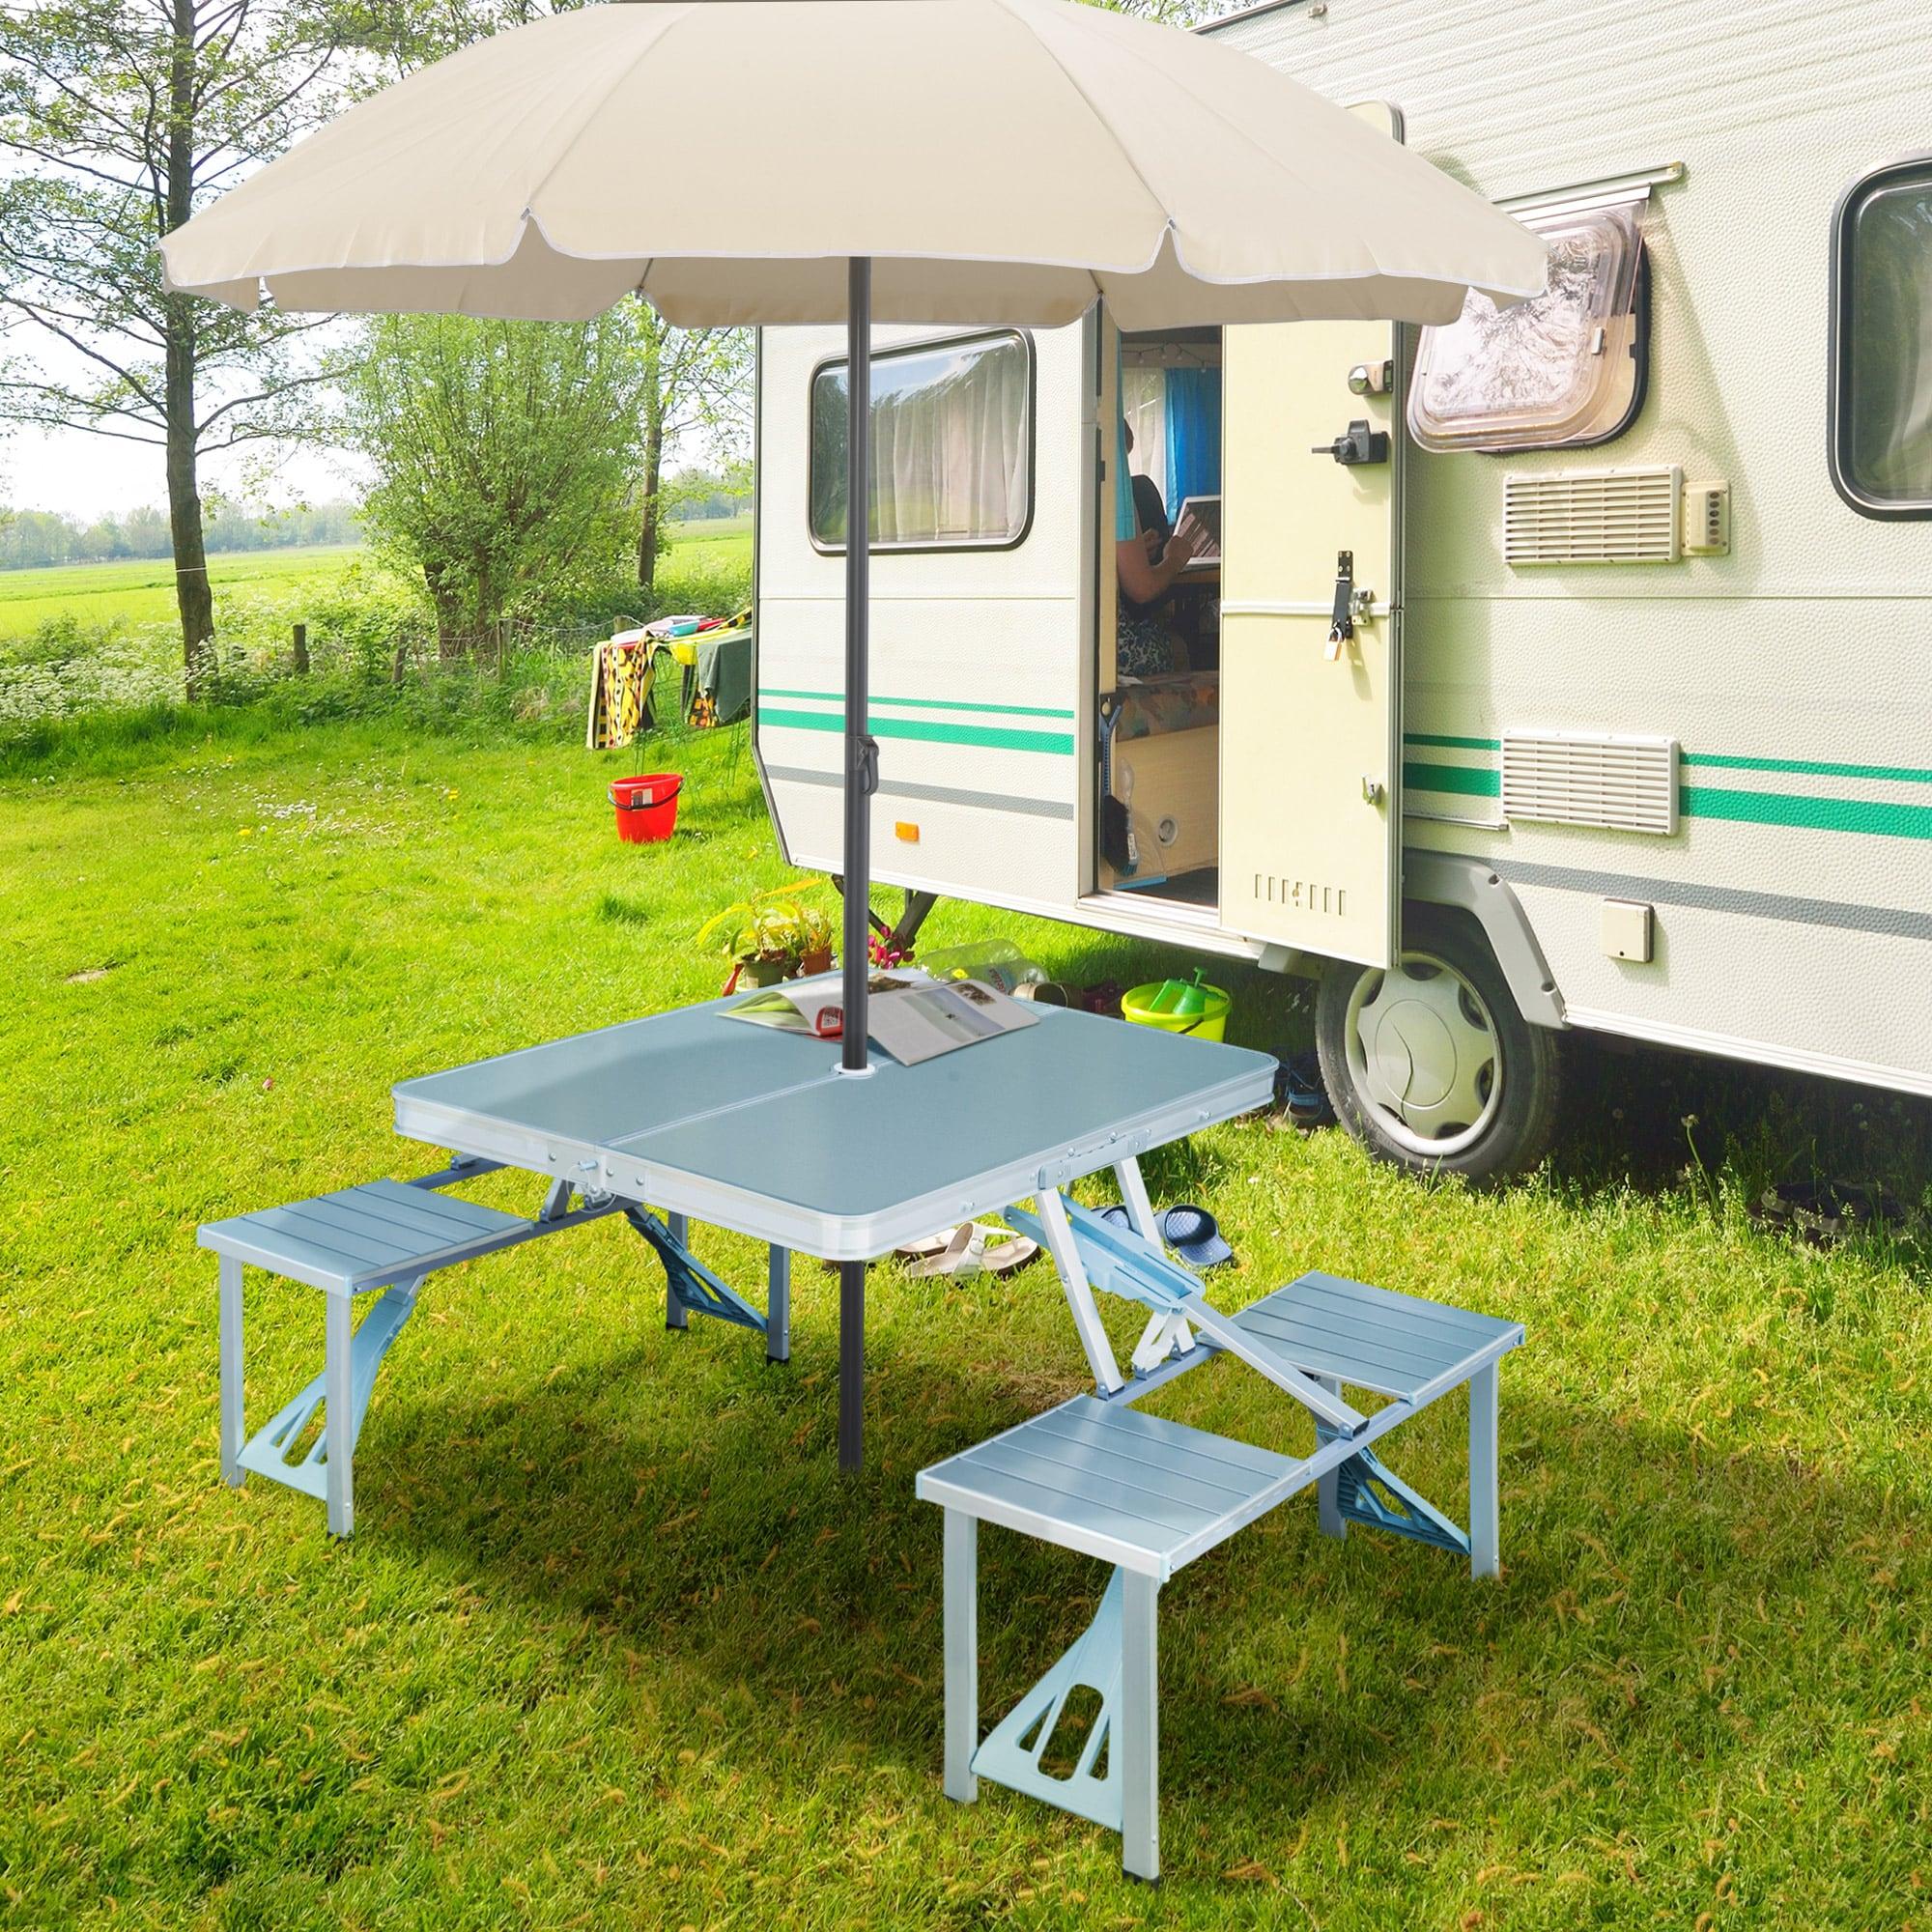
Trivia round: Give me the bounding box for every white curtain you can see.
[1122,362,1166,505]
[869,334,1029,545]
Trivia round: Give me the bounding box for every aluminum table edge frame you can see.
[392,1061,1276,1264]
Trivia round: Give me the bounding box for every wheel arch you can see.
[1403,849,1567,1030]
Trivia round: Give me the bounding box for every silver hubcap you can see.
[1345,951,1502,1159]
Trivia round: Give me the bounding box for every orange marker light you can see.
[895,821,920,842]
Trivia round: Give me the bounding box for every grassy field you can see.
[1,709,1925,1929]
[0,545,368,638]
[665,512,753,546]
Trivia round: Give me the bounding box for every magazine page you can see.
[721,986,821,1034]
[722,972,1037,1063]
[862,975,1038,1066]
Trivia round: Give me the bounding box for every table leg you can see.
[1035,1188,1124,1395]
[325,1293,355,1539]
[766,1246,791,1364]
[1113,1157,1160,1239]
[943,1509,979,1802]
[665,1210,690,1331]
[838,1259,865,1470]
[218,1255,244,1488]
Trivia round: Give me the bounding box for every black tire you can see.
[1314,904,1562,1188]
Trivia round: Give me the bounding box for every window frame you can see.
[1829,155,1932,522]
[1406,207,1652,457]
[807,327,1038,556]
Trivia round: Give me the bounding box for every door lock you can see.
[1327,550,1354,658]
[1312,418,1391,466]
[1348,359,1395,396]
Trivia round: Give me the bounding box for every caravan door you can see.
[1220,101,1406,970]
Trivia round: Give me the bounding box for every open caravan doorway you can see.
[1094,324,1226,917]
[1089,101,1406,970]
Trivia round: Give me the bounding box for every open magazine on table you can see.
[724,970,1038,1066]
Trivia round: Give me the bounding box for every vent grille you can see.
[1504,466,1681,564]
[1501,731,1680,835]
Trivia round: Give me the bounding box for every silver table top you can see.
[393,985,1275,1260]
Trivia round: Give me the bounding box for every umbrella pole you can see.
[838,256,875,1476]
[840,254,875,1074]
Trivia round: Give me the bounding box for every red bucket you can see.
[610,773,682,843]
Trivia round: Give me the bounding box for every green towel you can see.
[693,627,753,725]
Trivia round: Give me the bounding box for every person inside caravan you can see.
[1115,412,1205,676]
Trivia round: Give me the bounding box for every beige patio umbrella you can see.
[162,0,1544,1078]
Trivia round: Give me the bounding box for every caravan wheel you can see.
[1315,906,1561,1187]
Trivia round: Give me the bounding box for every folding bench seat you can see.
[201,1163,784,1537]
[916,1191,1522,1880]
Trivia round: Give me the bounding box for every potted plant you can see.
[795,901,836,978]
[696,884,832,990]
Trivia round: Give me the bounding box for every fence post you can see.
[291,623,309,675]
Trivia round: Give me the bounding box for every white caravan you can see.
[751,0,1932,1181]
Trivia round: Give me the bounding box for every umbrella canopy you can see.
[160,0,1545,1092]
[160,0,1545,327]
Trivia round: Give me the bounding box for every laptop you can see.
[1173,494,1221,567]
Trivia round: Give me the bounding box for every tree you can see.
[0,1,359,696]
[347,3,755,593]
[629,309,751,591]
[1078,0,1223,24]
[342,310,649,655]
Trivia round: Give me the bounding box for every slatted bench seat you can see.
[201,1163,788,1538]
[917,1190,1522,1881]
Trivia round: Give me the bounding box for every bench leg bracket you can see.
[237,1279,425,1535]
[629,1209,768,1339]
[1315,1428,1472,1559]
[971,1566,1161,1876]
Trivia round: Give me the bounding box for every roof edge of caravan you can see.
[1193,0,1313,37]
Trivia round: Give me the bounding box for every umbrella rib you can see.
[519,1,703,234]
[1119,36,1541,294]
[985,0,1170,292]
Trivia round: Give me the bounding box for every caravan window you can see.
[810,330,1034,551]
[1832,158,1932,519]
[1408,203,1648,452]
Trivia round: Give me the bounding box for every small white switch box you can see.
[1601,898,1654,962]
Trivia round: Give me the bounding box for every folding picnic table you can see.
[389,981,1278,1468]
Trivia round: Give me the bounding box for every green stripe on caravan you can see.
[1681,785,1932,840]
[759,707,1075,756]
[1403,763,1932,839]
[761,688,1075,722]
[1682,751,1932,784]
[1404,761,1501,798]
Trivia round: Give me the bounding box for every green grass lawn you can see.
[0,545,367,638]
[1,711,1925,1929]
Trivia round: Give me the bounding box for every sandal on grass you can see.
[896,1222,1039,1280]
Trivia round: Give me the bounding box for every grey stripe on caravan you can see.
[764,765,1075,822]
[1490,858,1932,943]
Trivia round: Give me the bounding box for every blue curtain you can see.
[1163,366,1222,508]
